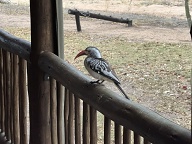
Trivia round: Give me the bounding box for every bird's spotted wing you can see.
[86,57,120,83]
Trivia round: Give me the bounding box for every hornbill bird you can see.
[74,46,129,99]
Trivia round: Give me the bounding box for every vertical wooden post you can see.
[19,58,28,144]
[75,14,81,32]
[3,51,7,138]
[114,123,121,144]
[57,83,65,144]
[83,102,89,144]
[75,96,81,144]
[5,51,11,141]
[2,50,7,135]
[50,78,58,144]
[134,133,140,144]
[104,117,111,144]
[144,139,151,144]
[29,0,57,143]
[0,49,5,132]
[64,88,69,144]
[190,25,192,40]
[68,92,74,144]
[123,128,131,144]
[90,107,97,144]
[0,49,2,130]
[10,53,14,143]
[127,20,132,27]
[13,55,20,144]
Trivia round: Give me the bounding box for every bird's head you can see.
[74,46,102,59]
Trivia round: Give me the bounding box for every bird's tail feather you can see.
[114,82,130,99]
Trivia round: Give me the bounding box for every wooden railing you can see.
[0,29,191,144]
[0,29,30,144]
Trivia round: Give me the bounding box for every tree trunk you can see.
[185,0,192,28]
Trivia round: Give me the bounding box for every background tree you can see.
[185,0,192,39]
[185,0,191,28]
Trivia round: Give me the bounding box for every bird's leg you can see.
[90,80,104,84]
[90,80,100,84]
[99,80,104,84]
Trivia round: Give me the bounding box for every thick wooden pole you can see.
[29,0,57,143]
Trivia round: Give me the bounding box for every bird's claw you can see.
[90,80,104,84]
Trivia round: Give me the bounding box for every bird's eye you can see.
[87,50,91,53]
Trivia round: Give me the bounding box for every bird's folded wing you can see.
[86,57,120,83]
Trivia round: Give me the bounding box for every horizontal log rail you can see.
[68,9,132,31]
[0,29,31,62]
[38,51,191,144]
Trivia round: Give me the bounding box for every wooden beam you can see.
[68,9,132,32]
[38,51,191,144]
[29,0,57,143]
[0,29,30,62]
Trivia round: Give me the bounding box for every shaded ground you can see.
[0,0,191,130]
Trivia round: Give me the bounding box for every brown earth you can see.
[0,1,191,43]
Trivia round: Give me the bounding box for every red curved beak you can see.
[74,50,86,60]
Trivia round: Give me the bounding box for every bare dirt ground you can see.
[63,0,191,43]
[0,0,191,130]
[0,1,191,43]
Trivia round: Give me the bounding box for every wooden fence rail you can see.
[68,9,132,31]
[38,51,191,144]
[0,29,31,62]
[0,29,191,144]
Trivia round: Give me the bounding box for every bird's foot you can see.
[90,80,104,84]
